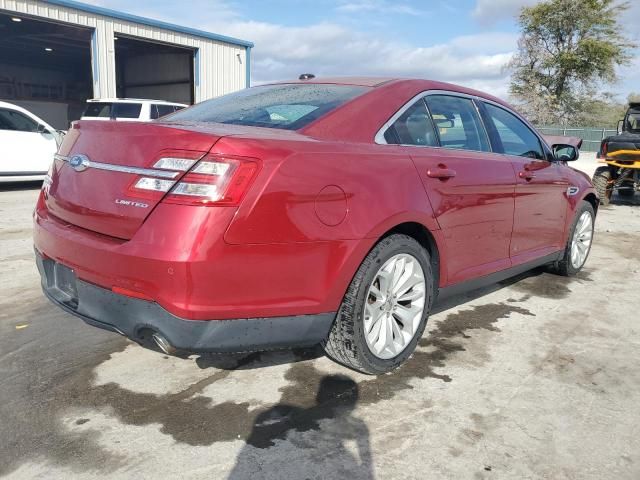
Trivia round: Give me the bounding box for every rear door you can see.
[382,93,516,286]
[0,107,57,175]
[479,101,569,262]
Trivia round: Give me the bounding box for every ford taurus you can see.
[33,77,597,374]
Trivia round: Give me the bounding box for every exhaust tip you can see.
[151,333,176,355]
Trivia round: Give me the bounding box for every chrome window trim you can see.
[375,89,552,159]
[54,154,180,179]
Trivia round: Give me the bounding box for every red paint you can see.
[33,78,596,321]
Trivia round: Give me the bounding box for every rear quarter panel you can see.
[219,137,439,244]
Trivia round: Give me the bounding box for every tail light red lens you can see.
[163,154,260,206]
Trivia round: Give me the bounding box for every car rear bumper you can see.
[36,251,335,352]
[33,196,366,320]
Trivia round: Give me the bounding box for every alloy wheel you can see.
[570,211,593,269]
[363,253,426,359]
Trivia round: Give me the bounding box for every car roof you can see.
[86,98,188,106]
[264,77,509,105]
[267,77,396,87]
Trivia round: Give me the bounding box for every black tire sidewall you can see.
[350,235,433,373]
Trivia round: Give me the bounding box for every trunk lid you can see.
[45,121,222,239]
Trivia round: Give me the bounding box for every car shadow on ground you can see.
[609,192,640,206]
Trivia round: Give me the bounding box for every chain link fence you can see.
[536,127,617,152]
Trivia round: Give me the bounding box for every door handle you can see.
[519,171,535,181]
[427,166,457,180]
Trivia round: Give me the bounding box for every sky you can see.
[87,0,640,101]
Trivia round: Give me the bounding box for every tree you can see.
[508,0,636,125]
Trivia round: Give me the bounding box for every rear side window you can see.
[83,102,142,119]
[425,95,490,152]
[0,108,39,132]
[483,103,543,159]
[168,84,368,130]
[114,103,142,119]
[152,104,181,119]
[83,103,112,118]
[385,99,438,146]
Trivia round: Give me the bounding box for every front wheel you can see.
[322,234,434,375]
[553,201,595,276]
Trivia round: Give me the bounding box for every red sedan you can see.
[34,77,597,374]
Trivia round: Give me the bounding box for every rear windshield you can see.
[166,84,368,130]
[83,102,142,119]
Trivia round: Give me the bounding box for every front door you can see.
[479,102,569,263]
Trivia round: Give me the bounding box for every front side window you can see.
[425,95,490,152]
[0,108,39,132]
[168,84,368,130]
[483,103,544,159]
[384,99,438,146]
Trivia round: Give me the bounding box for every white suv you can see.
[81,98,188,122]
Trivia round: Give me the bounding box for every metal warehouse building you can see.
[0,0,252,129]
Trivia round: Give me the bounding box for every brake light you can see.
[163,154,260,206]
[600,141,608,158]
[127,150,206,200]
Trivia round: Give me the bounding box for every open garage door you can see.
[0,13,93,130]
[115,35,194,105]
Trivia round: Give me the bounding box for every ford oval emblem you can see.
[69,154,89,172]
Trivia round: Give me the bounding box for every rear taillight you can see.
[164,155,260,206]
[128,152,259,206]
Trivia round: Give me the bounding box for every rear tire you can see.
[322,234,434,375]
[553,201,595,277]
[592,166,612,205]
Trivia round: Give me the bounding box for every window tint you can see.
[83,103,112,118]
[483,103,543,159]
[0,108,39,132]
[83,102,142,119]
[114,103,142,119]
[152,104,179,119]
[425,95,490,152]
[385,99,438,146]
[168,84,367,130]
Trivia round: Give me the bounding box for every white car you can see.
[0,101,64,183]
[81,98,188,122]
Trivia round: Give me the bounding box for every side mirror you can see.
[553,144,579,162]
[617,119,624,135]
[37,124,48,133]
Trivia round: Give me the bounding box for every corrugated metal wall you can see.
[0,0,248,102]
